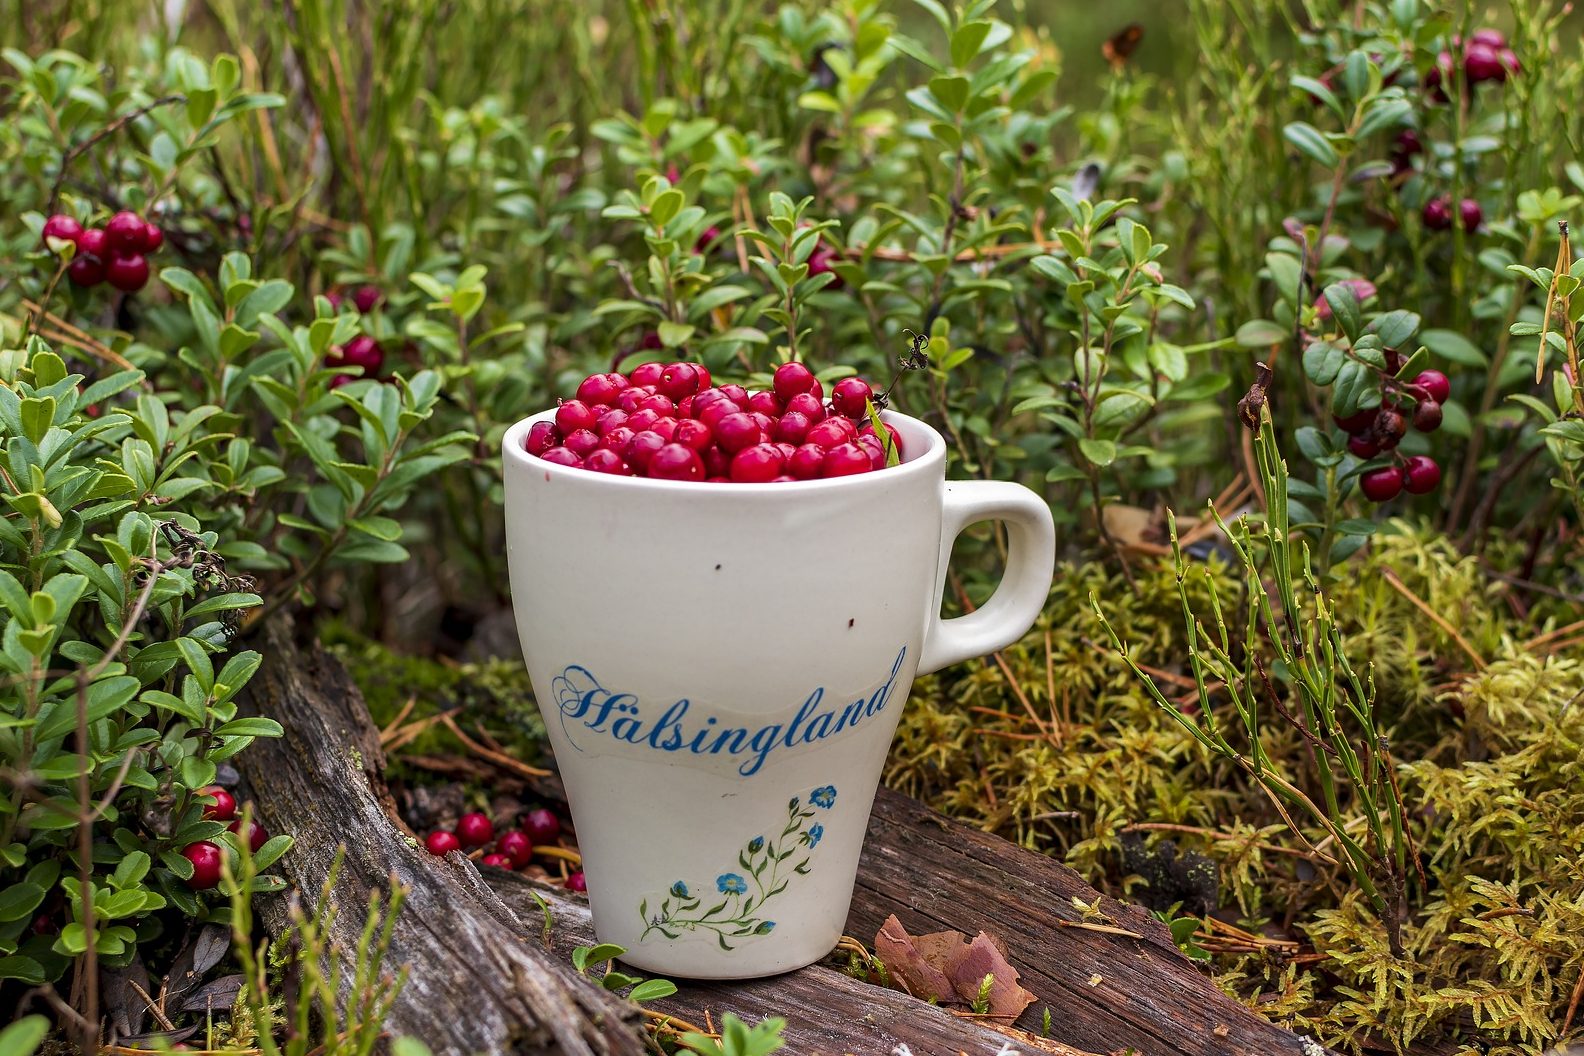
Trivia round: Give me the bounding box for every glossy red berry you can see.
[1470,27,1506,48]
[596,408,630,435]
[1463,43,1506,83]
[775,411,813,445]
[106,210,147,253]
[773,361,817,401]
[67,254,106,287]
[1423,197,1453,231]
[805,417,855,450]
[629,361,664,387]
[525,421,559,455]
[789,444,826,479]
[200,786,237,821]
[648,443,705,481]
[227,817,268,853]
[730,443,784,483]
[583,449,632,475]
[522,808,562,846]
[674,419,712,452]
[1348,433,1382,459]
[703,446,731,478]
[637,394,676,417]
[182,841,225,890]
[822,442,872,477]
[830,377,873,418]
[625,430,666,472]
[481,853,513,869]
[142,222,164,253]
[578,373,626,406]
[714,412,763,454]
[1413,400,1443,432]
[456,812,495,847]
[425,831,461,856]
[718,384,748,405]
[1459,198,1483,232]
[626,408,661,433]
[556,400,599,434]
[41,214,83,244]
[1360,466,1405,502]
[563,429,600,457]
[352,285,383,313]
[538,447,583,468]
[498,830,533,868]
[748,390,784,417]
[1412,370,1451,404]
[566,871,588,893]
[105,254,150,292]
[77,228,109,259]
[339,335,383,372]
[784,392,825,421]
[807,248,844,289]
[1403,455,1442,494]
[657,363,702,401]
[856,433,887,470]
[599,426,636,453]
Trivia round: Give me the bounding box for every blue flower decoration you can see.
[807,823,824,847]
[747,836,764,853]
[811,785,837,809]
[717,873,748,895]
[670,881,689,898]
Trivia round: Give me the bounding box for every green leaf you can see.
[1235,320,1288,348]
[1302,340,1344,386]
[1320,283,1363,342]
[628,978,680,1002]
[1077,438,1117,466]
[1420,329,1488,367]
[656,321,695,348]
[1367,310,1420,349]
[1283,121,1340,167]
[950,21,993,68]
[928,75,969,112]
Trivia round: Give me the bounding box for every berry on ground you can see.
[481,853,513,869]
[498,830,533,868]
[566,871,588,892]
[456,812,495,847]
[522,808,562,846]
[425,831,462,856]
[183,841,225,890]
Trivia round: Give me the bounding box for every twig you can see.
[47,95,185,213]
[1380,568,1486,670]
[126,977,176,1033]
[438,714,551,779]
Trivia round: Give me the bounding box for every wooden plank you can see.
[235,619,646,1056]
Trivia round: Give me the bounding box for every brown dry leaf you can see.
[874,913,958,1001]
[946,932,1038,1020]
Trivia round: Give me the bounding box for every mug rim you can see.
[501,407,947,492]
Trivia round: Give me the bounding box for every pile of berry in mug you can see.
[522,361,904,483]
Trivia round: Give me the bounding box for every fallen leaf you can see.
[181,973,246,1013]
[874,914,957,1001]
[945,932,1037,1020]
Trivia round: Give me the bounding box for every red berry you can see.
[625,430,666,472]
[626,408,661,433]
[1348,433,1382,459]
[805,417,855,450]
[481,853,513,869]
[41,214,83,244]
[566,871,588,892]
[674,419,712,452]
[352,284,383,313]
[182,841,225,890]
[807,248,844,289]
[648,443,705,481]
[67,254,106,287]
[1413,399,1443,432]
[77,228,109,258]
[637,394,676,417]
[784,392,825,421]
[339,335,383,372]
[456,812,495,847]
[563,429,600,457]
[498,830,533,868]
[718,384,748,405]
[856,433,887,469]
[538,447,583,468]
[596,408,631,435]
[703,446,731,477]
[1423,197,1453,230]
[775,411,813,445]
[730,443,784,483]
[1424,51,1456,101]
[142,222,164,253]
[773,362,817,401]
[227,817,268,853]
[1359,466,1405,502]
[1375,408,1408,448]
[629,361,664,386]
[1402,455,1442,494]
[525,421,559,455]
[748,390,784,417]
[694,226,722,254]
[523,808,563,846]
[697,400,737,431]
[788,444,825,479]
[31,913,54,936]
[830,377,873,418]
[822,442,872,477]
[105,254,150,293]
[1459,198,1483,232]
[657,363,702,401]
[715,412,764,454]
[556,400,599,434]
[617,388,648,414]
[200,786,237,821]
[1463,43,1506,84]
[599,426,636,453]
[425,831,461,856]
[651,416,679,443]
[584,449,632,475]
[578,373,626,406]
[1470,28,1506,48]
[106,210,147,253]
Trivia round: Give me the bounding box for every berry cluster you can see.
[1335,368,1449,503]
[423,807,585,891]
[180,784,270,890]
[326,334,386,387]
[43,210,164,292]
[523,361,903,483]
[1424,28,1520,102]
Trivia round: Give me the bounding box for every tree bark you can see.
[235,617,645,1056]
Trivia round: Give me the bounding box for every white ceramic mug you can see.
[502,409,1054,978]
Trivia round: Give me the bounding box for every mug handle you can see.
[918,481,1056,676]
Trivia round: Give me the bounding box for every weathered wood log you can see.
[235,618,645,1056]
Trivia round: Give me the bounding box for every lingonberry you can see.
[629,361,665,387]
[773,442,799,463]
[1463,43,1506,83]
[1348,433,1382,459]
[657,362,702,401]
[339,335,383,372]
[617,387,648,414]
[805,417,855,450]
[200,786,237,821]
[748,390,784,417]
[1470,27,1506,48]
[637,393,676,417]
[784,392,825,420]
[694,226,722,254]
[41,214,83,244]
[626,408,661,433]
[525,421,558,455]
[787,443,825,479]
[1403,455,1442,494]
[703,446,731,478]
[556,400,599,434]
[1459,198,1483,232]
[775,411,813,445]
[227,817,269,853]
[730,443,784,483]
[625,430,666,472]
[522,808,562,846]
[1413,400,1443,432]
[830,377,873,418]
[566,871,588,892]
[498,829,533,868]
[105,254,150,293]
[1412,369,1451,404]
[697,399,736,431]
[77,227,109,259]
[183,841,225,890]
[106,210,147,253]
[718,384,748,405]
[691,388,729,413]
[563,429,600,457]
[1374,408,1408,448]
[773,361,817,401]
[596,408,630,435]
[676,396,695,418]
[481,853,513,869]
[425,831,461,856]
[822,442,872,477]
[674,419,712,452]
[67,254,106,287]
[578,372,626,407]
[856,433,887,470]
[1359,465,1405,502]
[538,447,583,468]
[715,412,764,454]
[599,426,636,453]
[583,449,632,475]
[352,284,383,313]
[648,443,706,481]
[651,417,679,443]
[807,247,844,289]
[142,222,164,253]
[456,812,495,847]
[1422,197,1453,230]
